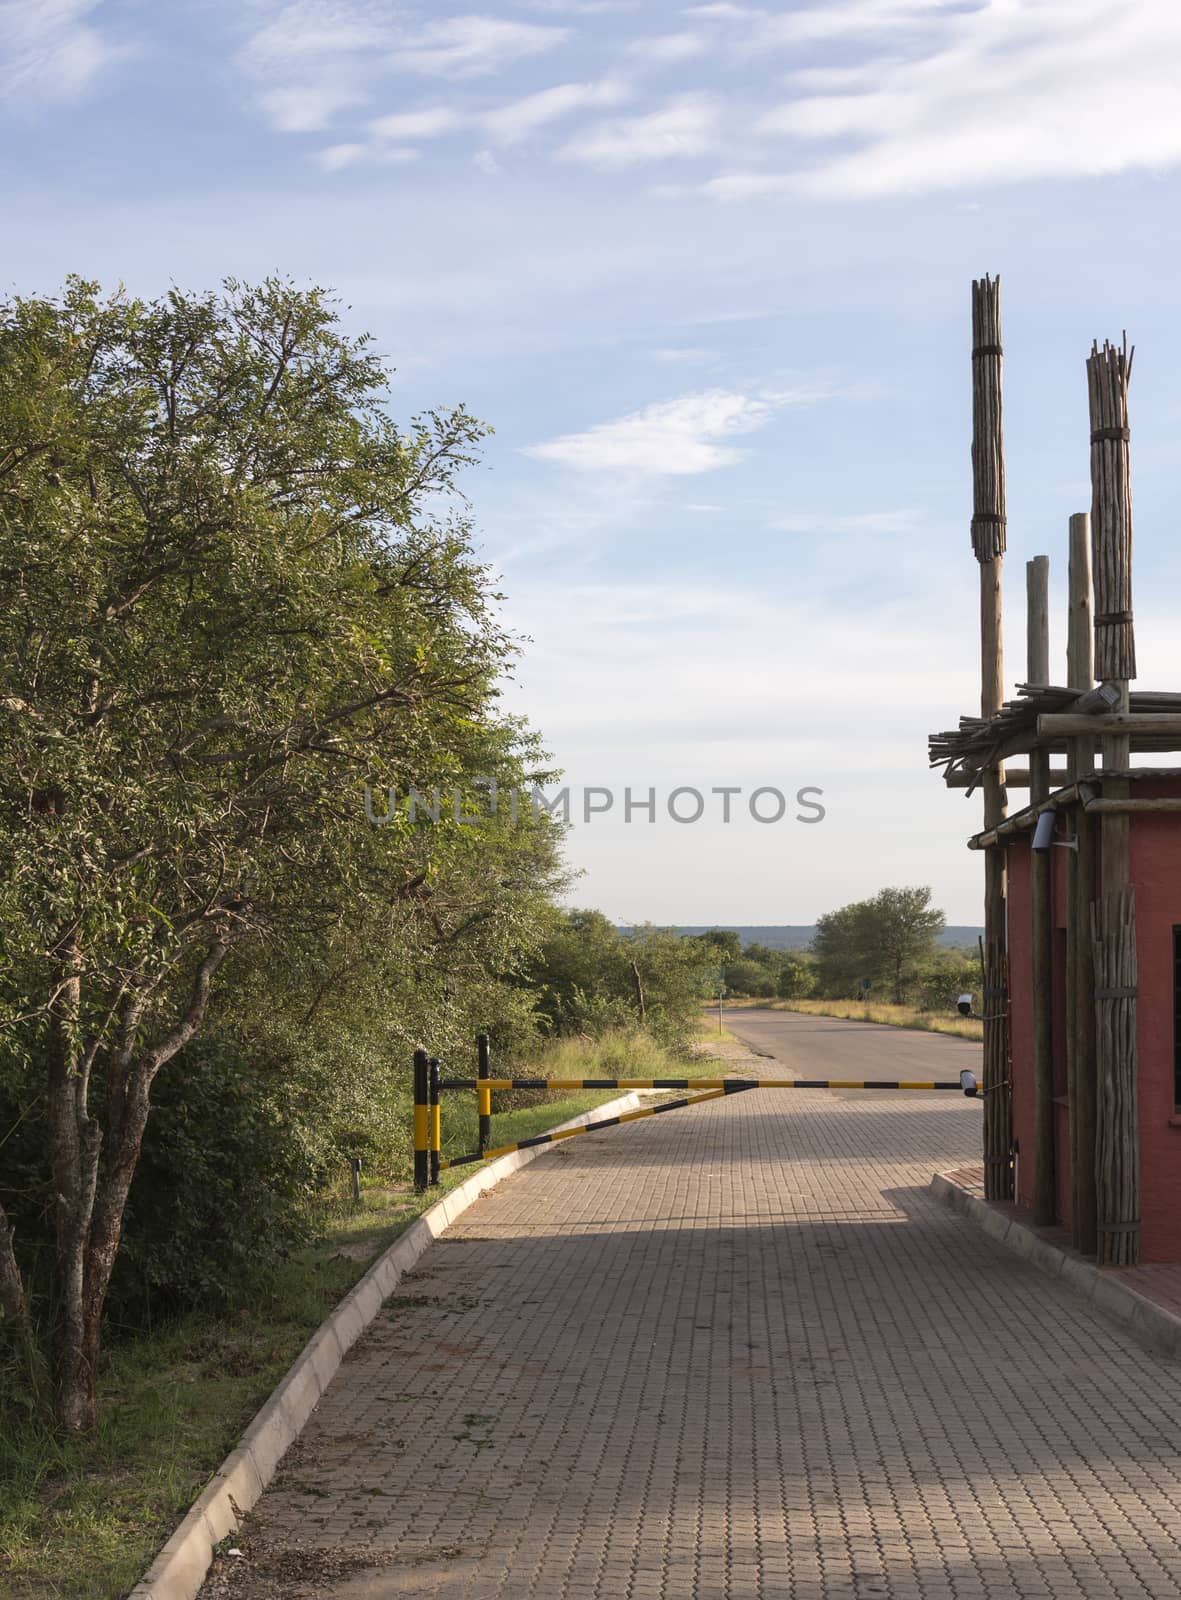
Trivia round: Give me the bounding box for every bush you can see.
[105,1040,320,1328]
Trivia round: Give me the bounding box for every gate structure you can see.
[411,1037,981,1190]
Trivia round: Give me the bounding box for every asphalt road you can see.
[722,1005,982,1089]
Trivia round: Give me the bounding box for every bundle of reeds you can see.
[970,275,1006,563]
[1086,338,1136,683]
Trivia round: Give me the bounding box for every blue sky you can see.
[4,0,1181,925]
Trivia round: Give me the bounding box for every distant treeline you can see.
[625,923,985,952]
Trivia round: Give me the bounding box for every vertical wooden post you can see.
[1087,338,1139,1267]
[1027,556,1055,1224]
[477,1033,491,1157]
[971,274,1012,1201]
[1066,512,1097,1252]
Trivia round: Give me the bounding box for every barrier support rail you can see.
[440,1083,758,1170]
[437,1077,976,1093]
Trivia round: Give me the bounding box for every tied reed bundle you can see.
[1087,337,1136,683]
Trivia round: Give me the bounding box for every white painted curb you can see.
[130,1090,645,1600]
[931,1171,1181,1361]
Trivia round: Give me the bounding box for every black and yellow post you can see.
[476,1033,491,1157]
[413,1048,429,1192]
[428,1057,441,1187]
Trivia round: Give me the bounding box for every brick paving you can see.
[204,1084,1181,1600]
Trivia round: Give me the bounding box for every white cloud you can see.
[483,78,627,144]
[524,388,781,474]
[626,31,708,63]
[0,0,122,100]
[557,94,717,168]
[474,147,501,174]
[369,106,465,140]
[701,171,790,202]
[316,140,366,171]
[387,15,569,78]
[259,82,363,132]
[755,0,1181,198]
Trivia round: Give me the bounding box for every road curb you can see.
[931,1171,1181,1361]
[130,1091,645,1600]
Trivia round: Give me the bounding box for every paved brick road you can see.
[206,1075,1181,1600]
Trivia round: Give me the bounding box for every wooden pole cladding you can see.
[1086,337,1139,1266]
[1038,712,1181,738]
[1066,510,1097,1254]
[1067,514,1094,780]
[971,273,1012,1201]
[1027,555,1055,1225]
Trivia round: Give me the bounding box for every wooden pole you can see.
[971,274,1011,1202]
[1087,337,1138,1267]
[1066,512,1097,1253]
[1027,556,1055,1224]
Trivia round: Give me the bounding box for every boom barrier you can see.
[411,1035,982,1191]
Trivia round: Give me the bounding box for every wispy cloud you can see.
[753,0,1181,198]
[483,78,627,144]
[0,0,123,101]
[557,94,718,168]
[387,14,569,78]
[524,388,783,474]
[369,106,465,140]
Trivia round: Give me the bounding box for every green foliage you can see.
[106,1040,320,1326]
[697,928,742,961]
[776,955,816,999]
[0,276,566,1418]
[723,957,778,998]
[812,886,947,1004]
[526,911,712,1049]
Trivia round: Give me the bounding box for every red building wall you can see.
[1128,785,1181,1262]
[1006,841,1035,1211]
[1005,781,1181,1261]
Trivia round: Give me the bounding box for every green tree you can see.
[697,928,741,961]
[0,277,550,1429]
[776,955,815,1000]
[527,913,711,1047]
[812,887,946,1004]
[723,957,777,998]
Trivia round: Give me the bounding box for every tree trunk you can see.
[51,939,229,1432]
[0,1202,28,1328]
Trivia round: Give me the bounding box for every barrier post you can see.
[413,1049,429,1191]
[428,1057,441,1187]
[477,1033,491,1157]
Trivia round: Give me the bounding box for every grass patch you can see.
[0,1031,685,1600]
[723,997,983,1042]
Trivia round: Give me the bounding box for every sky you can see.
[4,0,1181,926]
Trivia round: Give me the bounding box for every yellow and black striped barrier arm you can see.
[438,1077,978,1093]
[440,1083,758,1170]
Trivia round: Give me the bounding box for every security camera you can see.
[1031,811,1056,851]
[959,1069,979,1097]
[957,993,974,1017]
